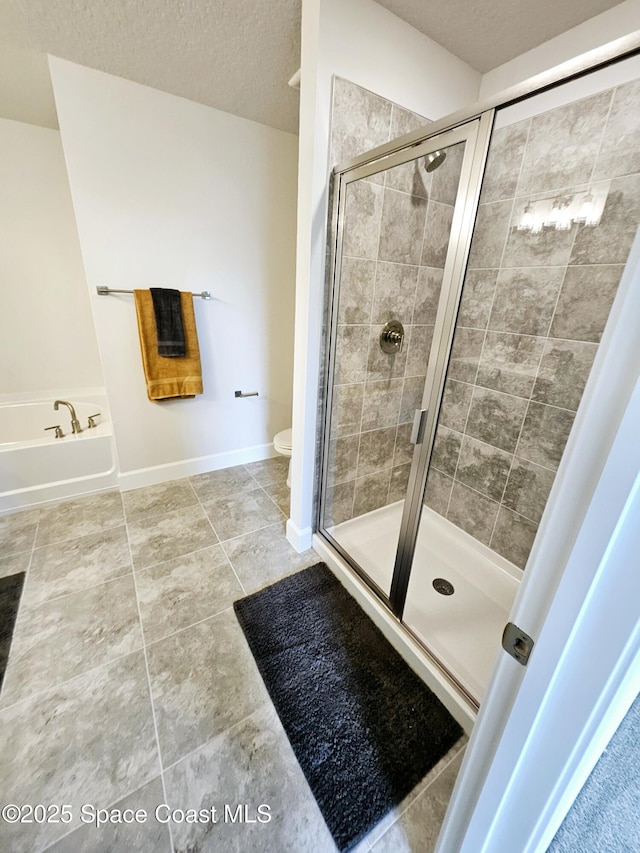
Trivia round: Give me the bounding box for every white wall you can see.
[480,0,640,98]
[49,57,299,487]
[287,0,481,549]
[0,117,103,400]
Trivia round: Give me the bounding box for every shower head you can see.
[424,150,446,172]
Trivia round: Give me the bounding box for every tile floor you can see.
[0,458,465,852]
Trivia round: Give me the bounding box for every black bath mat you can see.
[233,562,463,852]
[0,572,25,692]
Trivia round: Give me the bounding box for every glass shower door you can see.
[320,119,489,600]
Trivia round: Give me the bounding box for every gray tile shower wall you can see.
[324,78,472,527]
[425,78,640,569]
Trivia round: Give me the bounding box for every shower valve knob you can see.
[380,320,405,354]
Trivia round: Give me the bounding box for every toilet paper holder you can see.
[235,390,259,398]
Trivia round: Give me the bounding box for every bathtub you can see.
[0,397,117,514]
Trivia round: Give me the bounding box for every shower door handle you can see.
[410,409,428,445]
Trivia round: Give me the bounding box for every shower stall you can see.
[316,46,640,709]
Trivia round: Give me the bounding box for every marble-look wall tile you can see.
[390,103,431,139]
[550,265,623,343]
[386,104,432,198]
[446,482,499,546]
[594,78,640,180]
[385,156,430,198]
[330,382,364,437]
[570,173,640,265]
[430,426,462,477]
[477,331,546,399]
[400,375,426,424]
[517,90,612,196]
[371,261,419,323]
[490,507,538,569]
[424,469,454,517]
[421,201,455,268]
[412,266,444,325]
[465,387,528,454]
[501,211,577,268]
[405,324,435,376]
[330,77,392,168]
[448,327,484,383]
[489,267,565,336]
[335,324,370,384]
[457,268,499,330]
[327,435,359,485]
[379,187,428,265]
[388,463,412,502]
[343,180,384,259]
[455,436,512,502]
[361,378,404,430]
[516,402,576,470]
[357,427,396,477]
[479,119,530,203]
[393,422,414,467]
[338,256,376,323]
[439,379,473,433]
[503,458,556,523]
[323,480,355,527]
[467,200,513,269]
[354,470,393,516]
[430,142,465,206]
[532,338,597,410]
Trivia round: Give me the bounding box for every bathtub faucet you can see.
[54,400,82,434]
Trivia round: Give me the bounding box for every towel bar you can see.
[97,286,211,299]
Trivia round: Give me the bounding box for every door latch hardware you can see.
[410,409,428,445]
[502,622,534,666]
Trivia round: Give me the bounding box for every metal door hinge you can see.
[502,622,534,666]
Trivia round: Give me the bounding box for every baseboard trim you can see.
[286,518,314,552]
[118,443,277,491]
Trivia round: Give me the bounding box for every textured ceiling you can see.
[375,0,625,73]
[0,0,627,134]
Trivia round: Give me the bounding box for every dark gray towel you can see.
[150,288,186,357]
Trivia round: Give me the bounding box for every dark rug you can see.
[0,572,25,692]
[233,562,463,852]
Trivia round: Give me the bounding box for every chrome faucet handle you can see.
[45,425,64,439]
[87,413,100,428]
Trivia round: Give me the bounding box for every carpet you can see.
[0,572,25,692]
[233,562,463,852]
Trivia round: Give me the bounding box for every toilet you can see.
[273,428,293,487]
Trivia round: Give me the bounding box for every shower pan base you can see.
[327,502,520,704]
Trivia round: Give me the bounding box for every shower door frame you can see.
[318,115,494,611]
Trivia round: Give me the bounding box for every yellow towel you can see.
[134,289,203,401]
